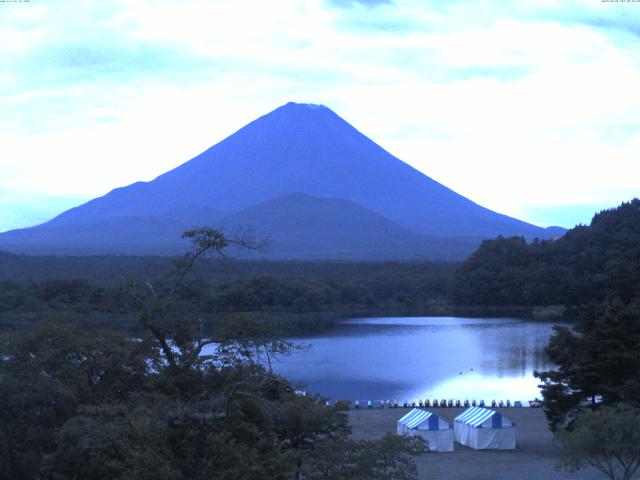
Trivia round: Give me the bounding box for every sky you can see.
[1,0,639,232]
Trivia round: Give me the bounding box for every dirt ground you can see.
[349,407,604,480]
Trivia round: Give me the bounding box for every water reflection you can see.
[273,317,556,402]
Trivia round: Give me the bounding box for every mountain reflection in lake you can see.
[271,317,555,403]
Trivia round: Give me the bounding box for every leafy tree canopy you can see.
[536,298,640,430]
[0,228,426,480]
[454,199,640,307]
[556,406,640,480]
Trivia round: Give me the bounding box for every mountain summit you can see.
[0,102,561,258]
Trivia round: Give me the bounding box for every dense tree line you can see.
[0,264,455,334]
[0,251,456,285]
[453,199,640,307]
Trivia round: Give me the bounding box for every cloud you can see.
[29,41,201,82]
[0,187,86,232]
[523,202,620,228]
[0,0,639,231]
[328,0,393,8]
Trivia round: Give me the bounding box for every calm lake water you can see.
[271,317,556,404]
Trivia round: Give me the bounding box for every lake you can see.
[271,317,556,404]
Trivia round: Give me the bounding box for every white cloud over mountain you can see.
[0,0,639,230]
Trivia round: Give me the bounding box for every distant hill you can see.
[0,102,562,258]
[453,199,640,306]
[219,193,483,260]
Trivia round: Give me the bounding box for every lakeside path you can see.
[349,407,603,480]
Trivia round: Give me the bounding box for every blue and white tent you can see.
[397,409,454,452]
[454,407,516,450]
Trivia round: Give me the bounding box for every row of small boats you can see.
[301,390,545,409]
[351,398,541,408]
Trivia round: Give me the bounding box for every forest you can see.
[0,256,459,334]
[3,200,640,336]
[453,199,640,308]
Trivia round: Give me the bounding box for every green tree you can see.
[0,322,151,479]
[536,298,640,430]
[304,434,426,480]
[556,406,640,480]
[53,405,180,480]
[453,199,640,308]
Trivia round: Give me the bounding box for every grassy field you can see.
[349,407,603,480]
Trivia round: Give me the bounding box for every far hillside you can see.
[0,251,453,284]
[0,252,463,333]
[453,199,640,308]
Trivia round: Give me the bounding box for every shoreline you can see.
[348,408,601,480]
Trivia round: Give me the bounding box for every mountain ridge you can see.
[0,102,564,258]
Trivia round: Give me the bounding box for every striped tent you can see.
[397,409,454,452]
[454,407,516,450]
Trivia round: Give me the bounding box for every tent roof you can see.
[454,407,512,428]
[397,409,447,430]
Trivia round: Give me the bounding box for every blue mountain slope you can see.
[0,102,562,257]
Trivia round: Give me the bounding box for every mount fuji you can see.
[0,102,563,259]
